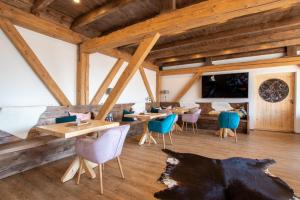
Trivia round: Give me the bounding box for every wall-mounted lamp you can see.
[160,90,170,102]
[73,0,80,3]
[106,88,113,95]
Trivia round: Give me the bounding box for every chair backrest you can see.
[218,112,240,129]
[161,114,177,133]
[191,108,202,122]
[93,125,130,163]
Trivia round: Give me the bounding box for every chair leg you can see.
[76,157,83,185]
[148,132,152,145]
[181,122,185,131]
[192,123,195,134]
[168,132,173,145]
[234,129,238,143]
[162,134,166,149]
[98,164,103,195]
[219,128,223,139]
[117,157,125,179]
[195,123,198,133]
[185,122,188,132]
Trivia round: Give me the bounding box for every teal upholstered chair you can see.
[148,114,176,149]
[218,112,240,143]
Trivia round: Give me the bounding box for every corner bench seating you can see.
[0,103,143,179]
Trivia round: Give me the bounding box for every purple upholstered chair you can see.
[75,125,130,195]
[182,108,201,134]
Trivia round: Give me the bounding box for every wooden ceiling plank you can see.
[139,67,155,102]
[77,49,89,105]
[160,56,300,76]
[150,28,300,60]
[71,0,133,31]
[90,59,124,105]
[0,17,71,106]
[81,0,299,53]
[160,48,286,67]
[31,0,56,15]
[155,38,300,65]
[95,33,160,120]
[173,72,202,102]
[151,15,300,54]
[0,1,85,44]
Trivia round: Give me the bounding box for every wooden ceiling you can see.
[1,0,300,69]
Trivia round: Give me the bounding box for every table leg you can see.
[175,123,182,132]
[61,156,97,183]
[139,122,157,145]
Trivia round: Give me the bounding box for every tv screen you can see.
[202,73,248,98]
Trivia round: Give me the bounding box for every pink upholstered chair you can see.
[182,108,201,134]
[75,125,130,195]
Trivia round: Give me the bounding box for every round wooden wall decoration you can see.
[258,79,289,103]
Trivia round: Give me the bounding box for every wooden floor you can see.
[0,130,300,200]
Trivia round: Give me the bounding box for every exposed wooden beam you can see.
[151,15,300,54]
[155,38,300,65]
[95,33,160,120]
[77,49,89,105]
[0,1,85,44]
[173,73,201,101]
[0,2,160,72]
[160,48,286,67]
[160,56,300,76]
[0,17,71,106]
[150,28,300,60]
[31,0,56,15]
[81,0,299,53]
[287,46,298,57]
[139,67,155,102]
[161,0,176,13]
[71,0,133,31]
[156,72,161,102]
[102,49,159,71]
[90,59,124,105]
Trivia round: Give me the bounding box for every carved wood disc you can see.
[259,79,289,103]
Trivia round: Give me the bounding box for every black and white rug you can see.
[155,149,299,200]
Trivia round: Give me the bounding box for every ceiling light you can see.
[73,0,80,3]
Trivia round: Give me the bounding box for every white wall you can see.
[0,25,157,138]
[0,25,156,108]
[161,54,300,133]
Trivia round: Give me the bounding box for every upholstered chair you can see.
[75,125,130,195]
[148,114,176,149]
[182,108,201,134]
[218,112,240,143]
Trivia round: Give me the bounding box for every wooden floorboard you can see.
[0,130,299,199]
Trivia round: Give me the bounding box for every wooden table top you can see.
[169,107,190,114]
[36,120,120,139]
[124,113,167,121]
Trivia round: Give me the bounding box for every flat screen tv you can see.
[202,73,248,98]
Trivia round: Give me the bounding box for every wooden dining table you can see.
[124,113,167,145]
[36,120,119,183]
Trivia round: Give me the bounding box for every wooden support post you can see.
[172,72,201,102]
[156,72,161,102]
[77,49,89,105]
[95,33,160,120]
[0,17,71,106]
[287,46,298,57]
[90,59,124,105]
[139,67,155,102]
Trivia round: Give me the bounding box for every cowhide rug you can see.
[155,149,299,200]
